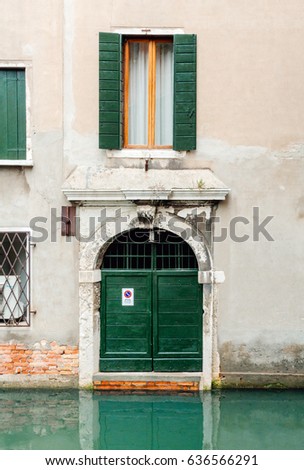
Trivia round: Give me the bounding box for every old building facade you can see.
[0,0,303,389]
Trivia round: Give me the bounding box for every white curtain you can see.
[155,43,173,146]
[128,41,173,146]
[128,42,149,145]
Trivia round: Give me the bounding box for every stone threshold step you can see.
[93,372,202,391]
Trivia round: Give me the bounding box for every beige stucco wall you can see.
[69,0,304,151]
[0,0,304,378]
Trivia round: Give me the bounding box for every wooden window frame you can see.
[123,37,173,149]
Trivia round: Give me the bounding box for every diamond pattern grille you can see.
[0,232,30,326]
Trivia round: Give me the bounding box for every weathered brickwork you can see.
[0,341,79,376]
[93,380,199,391]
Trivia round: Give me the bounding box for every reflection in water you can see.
[94,394,203,450]
[0,389,303,449]
[215,390,304,450]
[0,390,80,450]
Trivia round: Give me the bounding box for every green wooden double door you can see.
[100,270,202,372]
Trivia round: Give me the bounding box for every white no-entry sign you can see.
[122,288,134,306]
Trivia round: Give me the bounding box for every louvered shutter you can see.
[173,34,197,151]
[99,33,122,149]
[0,69,26,159]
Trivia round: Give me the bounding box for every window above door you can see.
[99,32,196,152]
[124,38,173,149]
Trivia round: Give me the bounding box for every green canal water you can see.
[0,389,303,450]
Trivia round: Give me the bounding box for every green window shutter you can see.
[173,34,197,151]
[0,69,26,160]
[16,70,26,159]
[99,32,122,150]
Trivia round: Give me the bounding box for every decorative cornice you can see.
[62,188,230,205]
[62,167,230,205]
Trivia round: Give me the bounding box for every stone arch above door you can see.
[79,208,213,274]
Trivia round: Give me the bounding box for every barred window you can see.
[0,232,30,326]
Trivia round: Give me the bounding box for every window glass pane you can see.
[155,43,173,146]
[128,42,149,145]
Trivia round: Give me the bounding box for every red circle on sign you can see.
[124,290,132,298]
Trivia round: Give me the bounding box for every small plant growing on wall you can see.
[196,178,205,190]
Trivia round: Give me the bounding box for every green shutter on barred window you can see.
[0,69,26,160]
[99,33,122,149]
[173,34,197,151]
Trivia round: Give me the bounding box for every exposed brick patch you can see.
[0,341,79,376]
[93,380,199,391]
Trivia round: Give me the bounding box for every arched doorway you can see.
[100,229,202,372]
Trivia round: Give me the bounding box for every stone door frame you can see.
[77,203,224,390]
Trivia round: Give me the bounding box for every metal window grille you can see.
[0,232,30,326]
[103,229,197,270]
